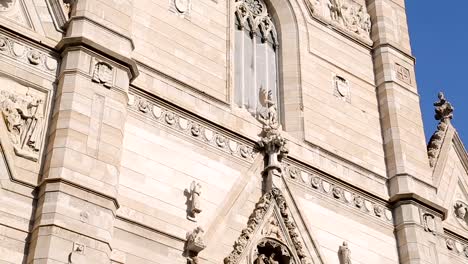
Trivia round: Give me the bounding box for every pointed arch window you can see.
[234,0,280,119]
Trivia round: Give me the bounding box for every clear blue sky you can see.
[406,1,468,145]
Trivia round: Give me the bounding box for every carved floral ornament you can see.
[305,0,372,43]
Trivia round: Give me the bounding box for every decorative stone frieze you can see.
[427,92,454,167]
[305,0,372,45]
[444,233,468,259]
[0,33,58,75]
[224,188,310,264]
[128,91,256,163]
[283,161,393,223]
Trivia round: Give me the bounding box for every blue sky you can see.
[406,2,468,146]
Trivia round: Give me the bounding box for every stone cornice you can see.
[56,36,139,81]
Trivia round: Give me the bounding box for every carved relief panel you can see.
[305,0,372,44]
[0,76,49,162]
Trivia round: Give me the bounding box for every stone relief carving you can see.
[185,227,206,264]
[427,92,454,167]
[0,34,58,74]
[261,217,282,241]
[283,162,393,223]
[338,242,351,264]
[333,75,350,102]
[454,201,468,229]
[234,0,278,46]
[129,92,256,163]
[395,63,411,84]
[422,213,436,235]
[224,188,310,264]
[186,181,202,222]
[0,89,45,161]
[445,235,468,259]
[92,62,113,88]
[306,0,372,44]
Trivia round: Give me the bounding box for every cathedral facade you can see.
[0,0,467,263]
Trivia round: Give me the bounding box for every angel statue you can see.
[187,181,202,221]
[258,88,279,131]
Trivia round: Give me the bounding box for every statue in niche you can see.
[338,242,351,264]
[0,90,44,161]
[187,181,202,221]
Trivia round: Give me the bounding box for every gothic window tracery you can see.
[234,0,280,120]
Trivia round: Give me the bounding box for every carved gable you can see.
[225,188,324,264]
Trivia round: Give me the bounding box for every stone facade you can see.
[0,0,466,264]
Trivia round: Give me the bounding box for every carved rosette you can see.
[305,0,372,45]
[427,92,454,167]
[224,188,310,264]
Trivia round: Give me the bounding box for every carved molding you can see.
[283,161,393,224]
[0,33,58,76]
[305,0,372,46]
[224,188,311,264]
[128,90,256,163]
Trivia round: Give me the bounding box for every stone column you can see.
[368,0,446,263]
[27,1,137,263]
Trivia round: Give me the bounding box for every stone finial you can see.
[338,241,351,264]
[185,227,206,264]
[434,92,454,121]
[256,88,288,192]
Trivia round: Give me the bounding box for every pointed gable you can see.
[224,188,324,264]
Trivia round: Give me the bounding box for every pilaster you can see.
[27,1,137,263]
[368,0,445,263]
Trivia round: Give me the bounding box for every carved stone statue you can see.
[0,90,44,161]
[338,242,351,264]
[187,181,202,221]
[455,202,467,219]
[185,227,206,264]
[262,217,281,239]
